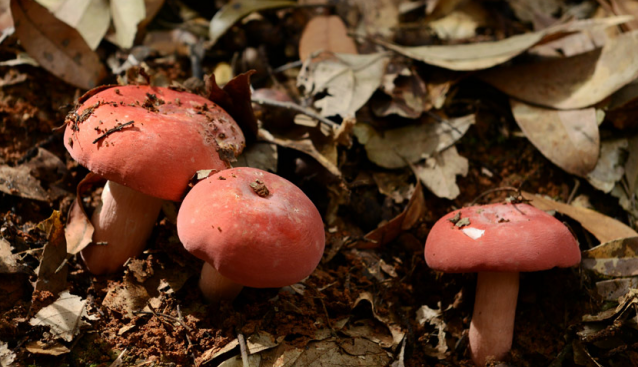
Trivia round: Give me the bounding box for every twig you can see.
[273,60,303,73]
[469,186,521,206]
[566,179,580,205]
[92,121,135,144]
[237,332,250,367]
[251,97,338,128]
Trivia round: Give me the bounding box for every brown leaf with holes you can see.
[298,15,358,62]
[11,0,106,89]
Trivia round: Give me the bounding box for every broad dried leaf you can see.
[412,145,468,200]
[416,304,448,359]
[482,29,638,109]
[29,290,93,342]
[65,173,104,255]
[259,339,392,367]
[522,191,638,243]
[102,276,151,318]
[0,165,48,201]
[11,0,106,89]
[24,340,70,356]
[209,0,296,47]
[35,210,68,295]
[582,237,638,277]
[511,100,599,177]
[586,139,627,193]
[0,238,25,274]
[582,288,638,322]
[37,0,110,50]
[353,114,474,169]
[298,52,391,118]
[374,16,631,71]
[353,292,405,349]
[375,62,427,119]
[298,15,357,62]
[0,341,16,366]
[596,277,638,301]
[110,0,145,49]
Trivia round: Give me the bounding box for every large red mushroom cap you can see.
[425,203,581,272]
[177,167,325,288]
[64,85,245,201]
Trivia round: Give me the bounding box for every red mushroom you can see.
[177,167,325,303]
[424,203,580,366]
[64,85,245,274]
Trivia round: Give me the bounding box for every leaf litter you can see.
[4,1,638,366]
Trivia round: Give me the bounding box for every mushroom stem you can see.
[469,271,519,366]
[81,180,164,274]
[199,262,244,303]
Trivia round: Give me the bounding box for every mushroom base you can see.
[469,271,519,366]
[81,181,164,274]
[199,262,244,303]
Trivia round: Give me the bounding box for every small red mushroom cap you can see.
[425,203,581,273]
[177,167,326,288]
[64,85,245,201]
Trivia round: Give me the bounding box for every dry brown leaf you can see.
[0,341,16,366]
[511,100,599,177]
[0,238,25,274]
[481,29,638,109]
[596,278,638,301]
[411,145,468,200]
[11,0,106,89]
[65,173,104,255]
[24,340,70,356]
[522,191,638,243]
[29,290,95,342]
[428,1,490,40]
[0,165,48,201]
[353,114,474,169]
[353,292,405,349]
[586,139,627,193]
[374,16,631,71]
[582,237,638,277]
[35,211,68,295]
[375,62,427,119]
[208,0,296,47]
[102,276,151,318]
[416,304,448,359]
[298,15,357,62]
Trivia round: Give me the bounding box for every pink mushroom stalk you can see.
[424,203,580,366]
[64,85,245,274]
[177,167,326,303]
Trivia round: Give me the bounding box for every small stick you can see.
[92,121,135,144]
[251,97,338,128]
[237,332,249,367]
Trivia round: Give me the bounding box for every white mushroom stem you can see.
[81,180,164,275]
[199,262,244,303]
[469,271,520,366]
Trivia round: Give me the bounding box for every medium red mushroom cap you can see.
[64,85,245,201]
[425,203,581,273]
[177,167,326,288]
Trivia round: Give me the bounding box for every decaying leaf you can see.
[482,29,638,109]
[35,0,111,50]
[11,0,106,89]
[372,171,414,204]
[109,0,145,49]
[235,142,278,173]
[375,62,427,119]
[0,341,16,366]
[353,292,405,350]
[102,276,151,318]
[24,340,70,356]
[0,238,25,274]
[208,0,296,47]
[582,288,638,323]
[354,114,474,169]
[65,173,104,255]
[298,52,391,118]
[522,191,638,243]
[511,100,600,177]
[416,304,448,359]
[0,165,49,201]
[582,237,638,277]
[428,1,489,41]
[29,290,95,342]
[298,15,357,62]
[586,139,627,193]
[259,339,392,367]
[412,145,468,200]
[35,210,68,295]
[373,16,631,71]
[596,277,638,301]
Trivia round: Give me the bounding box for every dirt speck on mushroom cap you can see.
[63,85,245,201]
[177,167,326,288]
[425,203,581,273]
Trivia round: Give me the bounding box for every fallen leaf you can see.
[522,191,638,243]
[143,28,197,56]
[428,1,489,41]
[0,238,25,274]
[11,0,106,89]
[375,62,427,119]
[259,339,392,367]
[481,29,638,109]
[511,100,599,177]
[596,277,638,301]
[298,15,357,62]
[353,292,405,350]
[235,142,278,173]
[0,165,48,201]
[374,16,631,71]
[606,82,638,129]
[508,0,560,29]
[109,0,145,49]
[582,288,638,322]
[298,52,391,118]
[0,341,16,366]
[416,304,448,359]
[353,114,474,169]
[371,171,414,204]
[208,0,296,47]
[582,237,638,277]
[24,340,70,356]
[29,290,94,342]
[65,173,104,255]
[351,0,398,38]
[102,276,151,318]
[36,0,110,50]
[34,211,68,295]
[412,145,468,200]
[586,139,627,193]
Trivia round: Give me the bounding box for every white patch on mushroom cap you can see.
[461,227,485,240]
